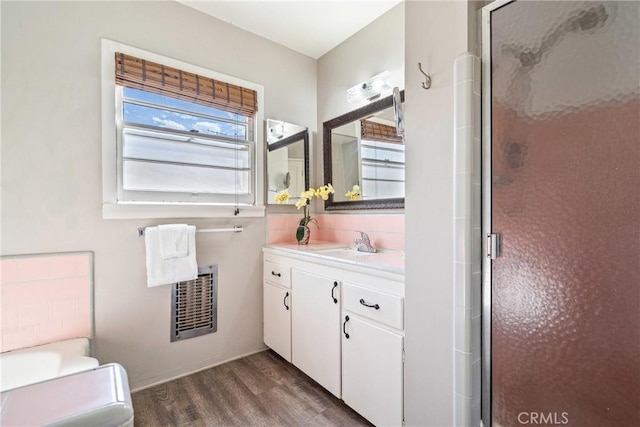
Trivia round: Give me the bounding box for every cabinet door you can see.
[342,313,403,426]
[291,270,341,397]
[263,282,291,362]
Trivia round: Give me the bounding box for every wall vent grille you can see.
[171,265,217,342]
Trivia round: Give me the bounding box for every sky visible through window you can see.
[123,87,247,139]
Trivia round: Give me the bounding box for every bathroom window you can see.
[360,139,405,199]
[101,40,265,218]
[359,119,405,199]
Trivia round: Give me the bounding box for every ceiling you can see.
[177,0,403,59]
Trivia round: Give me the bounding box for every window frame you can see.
[359,138,406,199]
[116,88,255,204]
[101,38,265,219]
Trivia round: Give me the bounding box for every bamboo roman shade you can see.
[360,119,403,144]
[115,52,258,116]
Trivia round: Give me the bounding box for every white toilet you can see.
[0,363,134,426]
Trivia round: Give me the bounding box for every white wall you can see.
[404,1,472,425]
[1,0,316,390]
[316,2,405,192]
[314,3,477,424]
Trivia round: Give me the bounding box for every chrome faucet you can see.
[354,231,377,253]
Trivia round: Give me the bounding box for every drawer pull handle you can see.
[359,298,380,310]
[343,315,350,339]
[331,281,338,304]
[271,271,282,277]
[284,292,290,310]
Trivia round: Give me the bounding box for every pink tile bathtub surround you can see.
[0,253,93,353]
[267,214,405,251]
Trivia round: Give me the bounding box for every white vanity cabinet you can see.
[263,246,405,426]
[342,283,404,426]
[263,261,292,362]
[291,270,341,397]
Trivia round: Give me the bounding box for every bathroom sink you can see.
[265,244,405,274]
[314,248,380,257]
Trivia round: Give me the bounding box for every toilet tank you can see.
[0,363,133,427]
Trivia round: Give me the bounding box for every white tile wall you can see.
[453,52,482,427]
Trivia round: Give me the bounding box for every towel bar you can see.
[137,226,243,237]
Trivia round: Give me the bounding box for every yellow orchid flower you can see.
[316,186,330,200]
[315,183,336,201]
[295,198,308,209]
[301,189,316,200]
[274,190,290,204]
[294,183,334,244]
[345,184,361,201]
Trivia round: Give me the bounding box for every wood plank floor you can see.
[132,350,373,427]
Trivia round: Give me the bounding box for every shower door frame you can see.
[480,1,514,425]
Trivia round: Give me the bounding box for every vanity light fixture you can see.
[346,70,392,104]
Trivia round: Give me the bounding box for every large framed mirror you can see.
[323,90,405,210]
[266,119,309,205]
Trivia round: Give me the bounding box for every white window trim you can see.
[100,38,265,219]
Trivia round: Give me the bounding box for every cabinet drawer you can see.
[264,261,291,288]
[343,283,403,330]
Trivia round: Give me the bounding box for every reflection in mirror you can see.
[266,119,309,205]
[323,91,405,210]
[332,107,405,202]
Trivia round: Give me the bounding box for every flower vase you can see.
[297,225,310,245]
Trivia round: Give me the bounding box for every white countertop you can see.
[264,242,405,275]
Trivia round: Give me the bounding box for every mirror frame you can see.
[323,90,405,211]
[266,128,310,204]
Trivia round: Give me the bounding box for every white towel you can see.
[158,224,189,259]
[145,225,198,287]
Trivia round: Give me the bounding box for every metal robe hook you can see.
[418,62,432,89]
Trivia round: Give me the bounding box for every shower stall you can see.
[482,1,639,426]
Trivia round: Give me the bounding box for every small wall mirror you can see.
[323,90,405,210]
[266,119,309,205]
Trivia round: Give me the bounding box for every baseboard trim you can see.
[130,347,269,393]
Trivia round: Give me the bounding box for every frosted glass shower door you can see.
[487,1,640,426]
